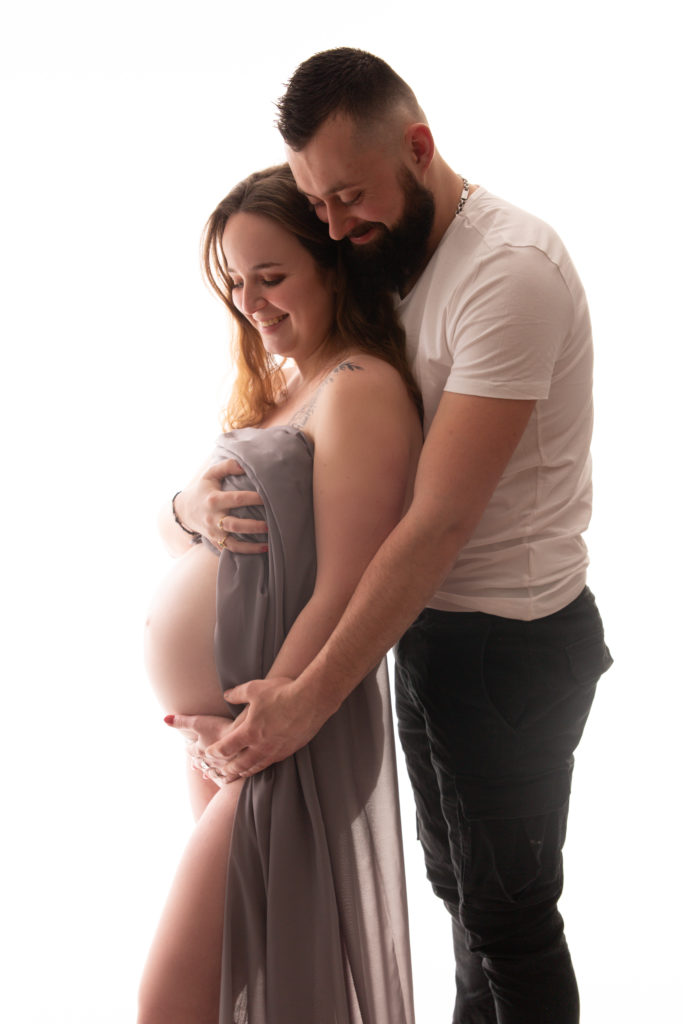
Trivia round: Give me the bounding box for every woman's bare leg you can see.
[137,778,245,1024]
[186,752,223,822]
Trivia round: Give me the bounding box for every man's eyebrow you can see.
[226,262,284,272]
[302,181,358,199]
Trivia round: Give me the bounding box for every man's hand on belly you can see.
[207,675,337,780]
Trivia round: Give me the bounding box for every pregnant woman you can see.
[140,165,422,1024]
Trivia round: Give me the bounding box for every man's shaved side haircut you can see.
[276,47,424,151]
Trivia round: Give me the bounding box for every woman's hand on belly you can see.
[165,713,240,784]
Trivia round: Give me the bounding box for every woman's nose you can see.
[242,283,266,315]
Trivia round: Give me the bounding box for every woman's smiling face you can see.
[222,211,336,371]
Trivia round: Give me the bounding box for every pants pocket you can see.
[564,632,613,686]
[456,771,572,909]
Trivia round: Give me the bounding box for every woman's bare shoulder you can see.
[320,352,415,405]
[302,351,421,445]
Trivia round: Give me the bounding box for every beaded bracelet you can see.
[172,491,202,540]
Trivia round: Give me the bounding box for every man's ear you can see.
[405,123,435,175]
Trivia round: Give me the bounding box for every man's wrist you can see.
[299,647,356,719]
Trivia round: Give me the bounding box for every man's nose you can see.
[326,204,355,242]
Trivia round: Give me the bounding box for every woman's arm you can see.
[267,357,420,680]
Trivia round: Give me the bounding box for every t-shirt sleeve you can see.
[444,245,574,400]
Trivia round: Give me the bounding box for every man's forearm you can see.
[297,392,536,711]
[213,507,464,779]
[297,509,464,712]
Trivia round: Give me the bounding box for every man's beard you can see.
[342,168,436,292]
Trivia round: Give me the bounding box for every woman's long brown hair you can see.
[202,164,422,428]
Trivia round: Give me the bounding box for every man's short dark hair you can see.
[276,47,422,151]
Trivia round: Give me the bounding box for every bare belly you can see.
[144,543,231,718]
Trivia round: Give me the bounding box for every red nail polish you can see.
[164,714,175,725]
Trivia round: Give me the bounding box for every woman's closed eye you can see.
[231,275,286,290]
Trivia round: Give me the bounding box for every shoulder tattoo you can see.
[289,361,364,429]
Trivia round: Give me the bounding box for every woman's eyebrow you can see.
[227,261,285,272]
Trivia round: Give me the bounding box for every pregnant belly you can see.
[145,543,231,717]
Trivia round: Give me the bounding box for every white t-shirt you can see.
[398,187,593,620]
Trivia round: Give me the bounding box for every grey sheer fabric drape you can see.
[206,427,414,1024]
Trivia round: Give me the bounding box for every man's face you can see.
[343,166,435,290]
[287,113,435,288]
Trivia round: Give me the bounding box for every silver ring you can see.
[199,759,211,773]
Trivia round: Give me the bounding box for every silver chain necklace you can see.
[455,177,470,217]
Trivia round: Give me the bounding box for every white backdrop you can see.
[1,2,680,1021]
